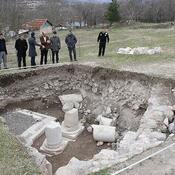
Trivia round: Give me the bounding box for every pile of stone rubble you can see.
[9,90,175,175]
[117,47,162,55]
[55,86,175,175]
[27,92,174,175]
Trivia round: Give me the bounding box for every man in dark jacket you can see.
[15,33,28,68]
[65,30,77,61]
[97,30,109,56]
[28,32,41,66]
[0,32,7,69]
[40,32,50,65]
[50,31,61,63]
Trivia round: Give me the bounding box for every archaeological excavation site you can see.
[1,64,175,175]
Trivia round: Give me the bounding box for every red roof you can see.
[22,19,52,30]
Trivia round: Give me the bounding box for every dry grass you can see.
[4,26,175,70]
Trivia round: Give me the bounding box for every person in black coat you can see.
[50,31,61,63]
[15,33,28,68]
[0,32,8,69]
[65,30,77,61]
[97,30,110,56]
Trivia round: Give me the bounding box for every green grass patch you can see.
[90,168,109,175]
[0,120,42,175]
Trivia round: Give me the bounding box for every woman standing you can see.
[28,32,41,66]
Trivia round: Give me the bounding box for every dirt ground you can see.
[33,131,109,174]
[2,98,109,174]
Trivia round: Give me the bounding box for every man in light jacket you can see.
[40,32,50,65]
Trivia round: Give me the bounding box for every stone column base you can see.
[61,122,84,140]
[40,139,68,155]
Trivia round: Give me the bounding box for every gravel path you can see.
[84,59,175,80]
[118,60,175,79]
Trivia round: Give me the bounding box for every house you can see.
[66,21,87,29]
[71,21,87,28]
[22,19,53,34]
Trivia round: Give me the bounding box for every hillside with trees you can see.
[1,0,175,31]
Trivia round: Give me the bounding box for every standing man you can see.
[40,32,50,65]
[0,32,7,70]
[28,32,41,67]
[15,31,28,68]
[65,30,77,61]
[50,31,61,64]
[97,30,109,57]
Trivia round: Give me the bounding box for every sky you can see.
[72,0,111,3]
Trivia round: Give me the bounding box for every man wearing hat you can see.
[28,32,41,66]
[15,31,28,68]
[0,32,8,69]
[50,31,61,64]
[65,30,77,61]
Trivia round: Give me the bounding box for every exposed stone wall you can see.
[0,65,174,130]
[1,65,175,175]
[0,65,173,127]
[55,82,175,175]
[0,66,147,127]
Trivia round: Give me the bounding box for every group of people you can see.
[0,29,110,70]
[18,30,78,68]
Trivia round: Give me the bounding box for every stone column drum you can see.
[61,108,84,140]
[92,125,116,142]
[40,121,68,155]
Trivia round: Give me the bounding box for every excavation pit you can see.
[1,64,175,175]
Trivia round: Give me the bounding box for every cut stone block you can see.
[59,94,83,106]
[62,102,74,112]
[18,110,56,146]
[28,147,52,175]
[168,122,175,133]
[61,108,84,140]
[17,109,56,121]
[117,47,162,55]
[40,121,68,155]
[92,125,116,142]
[96,115,113,126]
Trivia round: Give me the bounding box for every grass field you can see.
[5,24,175,70]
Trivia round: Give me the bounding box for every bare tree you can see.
[0,0,23,30]
[119,0,175,23]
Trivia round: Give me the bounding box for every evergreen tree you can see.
[106,0,120,26]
